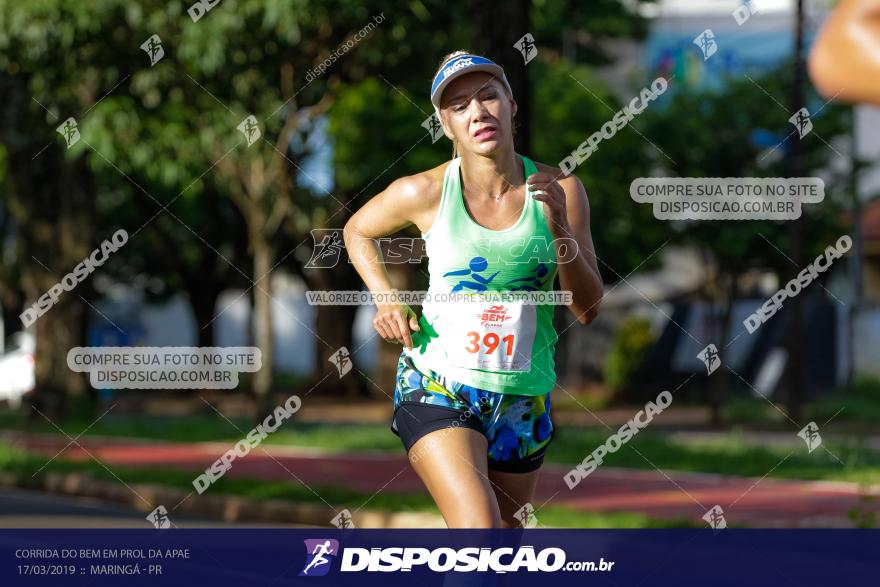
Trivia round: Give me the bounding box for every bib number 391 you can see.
[446,302,537,372]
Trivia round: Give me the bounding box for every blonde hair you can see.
[433,50,515,159]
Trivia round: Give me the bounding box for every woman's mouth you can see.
[473,126,497,141]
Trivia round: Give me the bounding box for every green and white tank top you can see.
[404,154,559,396]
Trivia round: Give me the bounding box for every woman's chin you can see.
[470,138,502,155]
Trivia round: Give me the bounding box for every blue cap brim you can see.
[430,54,512,109]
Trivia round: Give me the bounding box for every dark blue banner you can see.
[1,529,877,586]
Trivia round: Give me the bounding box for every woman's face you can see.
[438,72,517,156]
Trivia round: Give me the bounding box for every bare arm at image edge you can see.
[343,175,432,349]
[808,0,880,106]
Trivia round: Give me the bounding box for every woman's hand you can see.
[373,297,421,349]
[529,169,604,326]
[527,172,569,232]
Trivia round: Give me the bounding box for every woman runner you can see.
[344,51,604,528]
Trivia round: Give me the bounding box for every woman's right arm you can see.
[343,173,433,350]
[809,0,880,105]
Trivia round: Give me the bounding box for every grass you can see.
[2,410,879,484]
[0,442,696,528]
[555,426,880,485]
[725,375,880,427]
[0,412,261,443]
[0,411,405,450]
[3,378,880,486]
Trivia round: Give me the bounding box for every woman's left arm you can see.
[528,171,603,325]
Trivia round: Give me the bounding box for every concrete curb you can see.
[0,472,445,529]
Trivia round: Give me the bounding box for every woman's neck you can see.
[459,146,521,200]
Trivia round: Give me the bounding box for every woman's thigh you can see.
[482,391,553,527]
[407,426,502,529]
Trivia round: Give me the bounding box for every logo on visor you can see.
[443,57,474,79]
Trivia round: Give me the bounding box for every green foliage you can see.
[328,77,449,197]
[0,439,690,527]
[532,0,656,65]
[2,1,855,409]
[0,0,673,302]
[603,316,654,391]
[848,492,877,528]
[852,374,880,400]
[809,374,880,424]
[551,425,880,485]
[3,419,879,484]
[532,58,668,274]
[638,63,851,273]
[725,382,880,427]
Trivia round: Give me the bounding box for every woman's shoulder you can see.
[383,160,451,205]
[374,161,452,234]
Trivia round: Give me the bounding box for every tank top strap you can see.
[445,156,462,192]
[427,155,541,238]
[423,157,461,240]
[520,155,545,220]
[521,154,538,180]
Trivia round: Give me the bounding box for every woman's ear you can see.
[437,109,455,141]
[510,98,518,120]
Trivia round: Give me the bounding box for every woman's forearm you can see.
[342,225,395,297]
[809,0,880,105]
[551,222,603,325]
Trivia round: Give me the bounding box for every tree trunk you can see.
[698,248,724,427]
[708,272,738,428]
[0,285,25,340]
[785,0,806,423]
[4,125,95,419]
[251,231,274,416]
[307,226,369,396]
[30,295,86,422]
[183,271,222,349]
[470,0,531,153]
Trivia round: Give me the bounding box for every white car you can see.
[0,331,35,408]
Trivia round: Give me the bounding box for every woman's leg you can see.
[488,468,541,528]
[407,426,503,528]
[481,391,553,528]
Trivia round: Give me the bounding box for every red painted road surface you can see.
[15,435,879,528]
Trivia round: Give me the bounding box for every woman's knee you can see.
[444,510,502,529]
[494,500,529,528]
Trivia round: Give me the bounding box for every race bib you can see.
[444,301,537,372]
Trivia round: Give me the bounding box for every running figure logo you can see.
[56,117,80,149]
[505,262,549,291]
[237,115,261,147]
[331,509,356,529]
[789,107,813,138]
[693,29,717,61]
[305,229,344,269]
[797,421,822,453]
[140,34,165,66]
[299,539,340,577]
[146,505,171,529]
[697,344,721,375]
[444,256,499,292]
[329,347,352,378]
[514,503,538,528]
[421,113,444,143]
[514,33,538,65]
[702,505,727,530]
